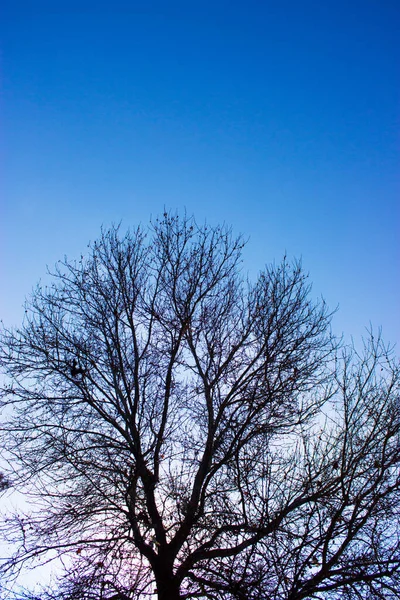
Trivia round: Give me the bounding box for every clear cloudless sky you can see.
[1,0,399,348]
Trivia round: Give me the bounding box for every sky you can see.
[1,0,399,349]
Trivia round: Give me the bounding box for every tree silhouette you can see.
[1,214,399,600]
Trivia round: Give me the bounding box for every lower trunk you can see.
[154,558,181,600]
[156,578,181,600]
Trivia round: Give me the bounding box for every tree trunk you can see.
[156,579,181,600]
[154,555,181,600]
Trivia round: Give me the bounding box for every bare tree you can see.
[1,214,399,600]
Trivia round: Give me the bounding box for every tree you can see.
[0,473,10,493]
[0,213,399,600]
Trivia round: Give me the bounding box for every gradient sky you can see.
[1,0,399,349]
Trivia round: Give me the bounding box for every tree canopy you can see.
[1,214,399,600]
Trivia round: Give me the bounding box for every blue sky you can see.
[1,0,399,348]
